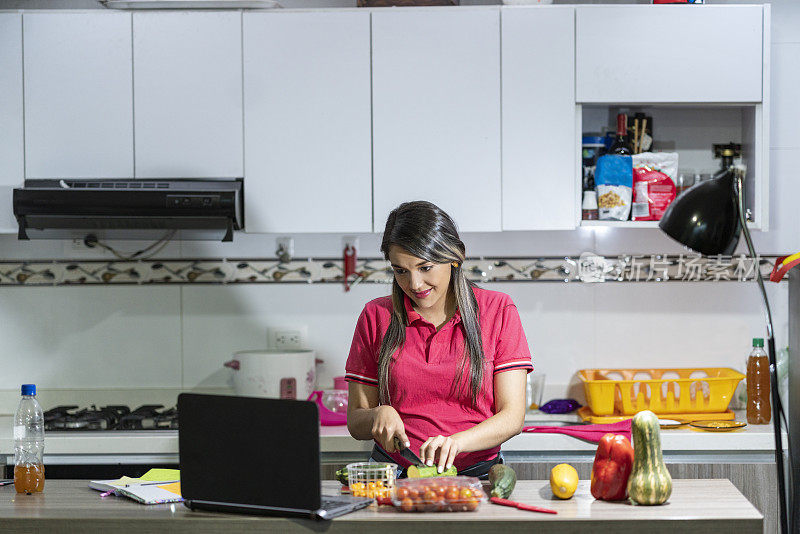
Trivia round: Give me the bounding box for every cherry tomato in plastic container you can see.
[391,476,485,513]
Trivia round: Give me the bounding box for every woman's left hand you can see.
[419,434,462,473]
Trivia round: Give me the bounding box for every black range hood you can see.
[13,178,243,242]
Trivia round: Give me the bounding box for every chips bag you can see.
[595,154,633,221]
[631,152,678,221]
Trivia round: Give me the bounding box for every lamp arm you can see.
[734,168,791,533]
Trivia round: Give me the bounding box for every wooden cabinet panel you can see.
[23,13,133,178]
[243,11,372,233]
[576,6,763,103]
[372,9,501,232]
[133,12,243,178]
[0,14,23,233]
[502,7,577,230]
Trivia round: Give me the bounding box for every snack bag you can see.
[595,154,633,221]
[631,152,678,221]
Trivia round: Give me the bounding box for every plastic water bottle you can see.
[746,339,771,425]
[14,384,45,494]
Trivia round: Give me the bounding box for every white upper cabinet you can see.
[243,11,372,233]
[24,13,133,178]
[576,5,764,103]
[0,14,23,233]
[502,7,576,231]
[372,9,501,232]
[133,12,243,178]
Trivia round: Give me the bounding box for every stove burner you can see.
[44,404,177,431]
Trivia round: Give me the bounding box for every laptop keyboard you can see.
[321,496,361,509]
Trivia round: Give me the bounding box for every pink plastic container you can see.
[308,390,347,426]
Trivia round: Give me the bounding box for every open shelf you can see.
[579,103,768,230]
[580,221,659,228]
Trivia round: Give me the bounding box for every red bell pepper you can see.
[590,432,635,501]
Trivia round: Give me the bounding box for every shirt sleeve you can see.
[493,303,533,375]
[344,307,380,388]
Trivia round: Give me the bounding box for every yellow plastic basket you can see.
[579,368,745,416]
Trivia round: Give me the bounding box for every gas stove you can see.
[43,404,178,431]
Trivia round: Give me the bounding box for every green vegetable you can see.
[335,467,349,485]
[488,464,517,498]
[406,465,457,478]
[627,410,672,505]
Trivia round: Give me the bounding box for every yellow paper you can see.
[157,482,182,497]
[140,468,180,482]
[110,476,143,486]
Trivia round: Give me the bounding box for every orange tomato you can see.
[400,497,414,512]
[459,487,474,500]
[465,498,479,511]
[445,488,460,503]
[435,486,447,497]
[396,487,409,500]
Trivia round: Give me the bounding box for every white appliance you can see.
[224,350,316,400]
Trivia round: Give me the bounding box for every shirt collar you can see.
[402,293,462,327]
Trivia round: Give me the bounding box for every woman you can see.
[345,201,533,479]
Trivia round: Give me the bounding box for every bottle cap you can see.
[21,384,36,396]
[752,338,764,348]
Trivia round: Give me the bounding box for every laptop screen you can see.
[178,393,322,511]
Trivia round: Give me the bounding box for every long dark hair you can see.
[378,201,484,407]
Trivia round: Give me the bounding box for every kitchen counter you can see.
[0,413,785,464]
[0,479,762,533]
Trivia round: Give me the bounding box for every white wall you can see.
[0,0,797,413]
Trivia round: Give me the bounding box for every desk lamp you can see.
[658,155,790,533]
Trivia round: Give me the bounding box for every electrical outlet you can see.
[63,236,102,258]
[342,236,359,252]
[268,326,308,350]
[276,237,294,262]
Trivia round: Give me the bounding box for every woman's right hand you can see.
[371,405,409,453]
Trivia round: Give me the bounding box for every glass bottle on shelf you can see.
[608,113,632,155]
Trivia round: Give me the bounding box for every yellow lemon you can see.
[550,463,579,499]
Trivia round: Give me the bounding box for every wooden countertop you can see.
[0,479,762,533]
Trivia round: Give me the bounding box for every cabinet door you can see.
[134,12,243,178]
[243,11,372,233]
[502,7,576,231]
[372,9,501,233]
[576,5,763,103]
[0,14,23,233]
[24,13,133,178]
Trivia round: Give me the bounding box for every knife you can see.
[393,437,424,466]
[490,496,558,515]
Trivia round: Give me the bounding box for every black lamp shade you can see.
[658,169,742,256]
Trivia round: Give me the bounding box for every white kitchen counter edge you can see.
[0,417,784,457]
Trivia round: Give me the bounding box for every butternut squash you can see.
[627,410,672,505]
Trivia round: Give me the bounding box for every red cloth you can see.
[345,287,533,471]
[522,420,632,443]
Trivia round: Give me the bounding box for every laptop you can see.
[178,392,373,520]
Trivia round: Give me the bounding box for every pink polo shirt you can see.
[345,286,533,471]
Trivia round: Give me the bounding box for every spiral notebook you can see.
[89,469,183,505]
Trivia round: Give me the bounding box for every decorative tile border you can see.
[0,254,787,286]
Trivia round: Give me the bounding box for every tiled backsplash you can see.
[0,254,785,285]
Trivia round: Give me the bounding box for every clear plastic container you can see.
[346,462,396,499]
[391,476,485,513]
[14,384,45,494]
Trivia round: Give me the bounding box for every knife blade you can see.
[393,437,424,466]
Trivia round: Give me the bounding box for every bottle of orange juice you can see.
[14,384,45,494]
[746,339,771,425]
